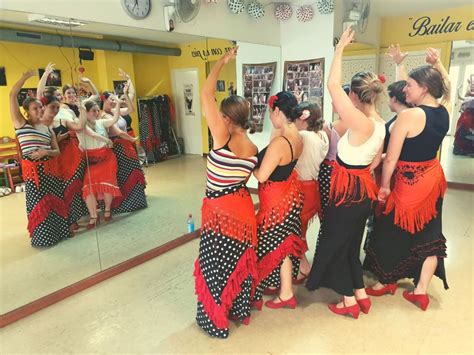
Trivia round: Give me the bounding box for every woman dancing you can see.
[193,48,259,338]
[9,70,70,246]
[363,62,450,311]
[253,91,306,310]
[78,96,122,228]
[290,102,329,284]
[306,27,386,319]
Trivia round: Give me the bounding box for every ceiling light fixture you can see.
[28,14,86,27]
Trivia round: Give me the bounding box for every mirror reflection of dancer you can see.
[194,48,259,339]
[363,64,451,311]
[99,71,147,214]
[37,63,110,231]
[9,70,70,247]
[78,96,122,228]
[306,27,386,319]
[289,102,329,284]
[252,91,305,310]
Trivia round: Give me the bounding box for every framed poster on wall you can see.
[242,62,277,133]
[283,58,325,113]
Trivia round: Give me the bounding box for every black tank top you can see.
[383,115,397,153]
[399,105,449,162]
[122,114,133,131]
[65,103,80,118]
[52,119,69,136]
[257,136,297,182]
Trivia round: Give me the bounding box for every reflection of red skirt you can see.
[300,179,321,240]
[82,147,121,200]
[57,136,84,180]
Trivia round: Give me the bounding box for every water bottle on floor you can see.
[187,213,195,233]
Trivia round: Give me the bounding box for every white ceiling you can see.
[367,0,472,18]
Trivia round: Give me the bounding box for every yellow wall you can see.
[0,41,100,137]
[132,53,172,98]
[168,38,235,154]
[381,5,474,47]
[0,40,175,138]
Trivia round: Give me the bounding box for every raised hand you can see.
[337,26,355,49]
[80,77,92,83]
[425,47,440,65]
[386,44,408,65]
[222,47,238,64]
[22,70,36,80]
[45,62,56,75]
[118,68,130,79]
[123,83,129,95]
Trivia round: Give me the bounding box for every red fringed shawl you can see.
[257,171,304,233]
[22,158,61,188]
[330,162,378,206]
[384,159,447,234]
[201,188,257,247]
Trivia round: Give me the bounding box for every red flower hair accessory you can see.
[99,94,106,102]
[377,74,386,84]
[40,96,49,105]
[268,95,278,109]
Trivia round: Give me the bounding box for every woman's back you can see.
[206,136,258,192]
[296,130,329,180]
[399,105,449,162]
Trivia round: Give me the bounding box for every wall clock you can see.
[122,0,151,20]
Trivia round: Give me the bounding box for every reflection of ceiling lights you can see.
[28,14,86,27]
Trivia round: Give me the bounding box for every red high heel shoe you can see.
[251,300,263,311]
[86,216,100,230]
[365,283,397,297]
[403,291,430,311]
[263,287,280,296]
[229,315,251,325]
[265,296,297,309]
[104,210,112,222]
[328,301,360,319]
[292,271,309,285]
[357,298,372,314]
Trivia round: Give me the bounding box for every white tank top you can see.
[337,120,385,166]
[77,120,108,150]
[296,130,329,181]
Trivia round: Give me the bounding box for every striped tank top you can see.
[206,142,258,192]
[15,124,52,158]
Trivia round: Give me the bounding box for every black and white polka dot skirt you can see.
[254,178,306,301]
[23,160,71,247]
[110,138,147,214]
[195,185,257,339]
[63,158,89,225]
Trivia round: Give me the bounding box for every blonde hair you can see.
[350,71,384,104]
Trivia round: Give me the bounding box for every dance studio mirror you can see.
[441,40,474,186]
[0,12,281,314]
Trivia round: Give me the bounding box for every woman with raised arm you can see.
[194,48,258,339]
[289,102,329,284]
[252,91,305,311]
[363,61,450,311]
[38,65,112,230]
[77,96,122,228]
[305,27,386,319]
[10,71,71,246]
[99,74,147,216]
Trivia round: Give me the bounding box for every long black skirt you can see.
[306,198,372,296]
[363,198,448,289]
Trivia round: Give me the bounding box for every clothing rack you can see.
[137,95,181,163]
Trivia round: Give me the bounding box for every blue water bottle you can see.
[187,213,195,233]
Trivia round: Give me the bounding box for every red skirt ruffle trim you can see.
[257,234,308,283]
[300,179,321,238]
[82,147,121,200]
[194,248,258,330]
[27,194,68,236]
[22,159,61,188]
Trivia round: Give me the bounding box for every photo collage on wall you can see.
[242,62,277,133]
[283,58,325,113]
